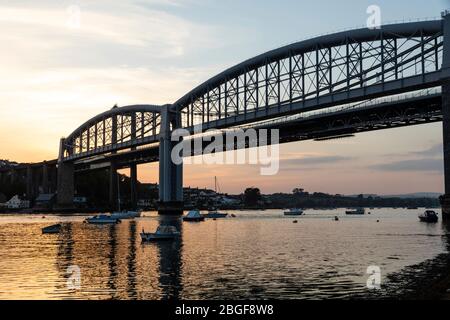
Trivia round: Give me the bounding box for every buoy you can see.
[377,220,380,223]
[293,220,298,223]
[334,216,339,221]
[42,216,46,219]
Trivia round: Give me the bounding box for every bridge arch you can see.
[172,20,443,132]
[62,104,164,161]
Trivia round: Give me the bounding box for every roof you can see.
[36,194,56,201]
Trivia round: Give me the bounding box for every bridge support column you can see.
[56,138,74,208]
[10,169,16,184]
[42,162,49,194]
[158,105,183,215]
[109,162,118,210]
[130,164,138,210]
[26,165,33,201]
[441,12,450,221]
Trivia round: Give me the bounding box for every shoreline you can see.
[353,250,450,300]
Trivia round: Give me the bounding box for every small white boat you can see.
[110,210,141,219]
[284,208,303,216]
[140,225,180,242]
[419,210,438,223]
[183,210,205,222]
[203,210,228,218]
[345,208,365,215]
[85,214,121,224]
[42,224,62,234]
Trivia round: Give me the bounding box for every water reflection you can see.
[155,217,183,300]
[0,209,447,299]
[126,221,137,298]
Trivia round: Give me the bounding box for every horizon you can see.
[0,0,448,195]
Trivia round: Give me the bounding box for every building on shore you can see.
[2,195,30,209]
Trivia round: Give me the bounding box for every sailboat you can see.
[203,176,228,219]
[110,175,141,219]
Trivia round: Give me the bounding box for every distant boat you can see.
[42,224,62,234]
[140,225,180,242]
[204,212,228,218]
[284,208,303,216]
[183,210,205,222]
[204,177,228,219]
[110,210,141,219]
[85,214,121,224]
[345,208,365,215]
[108,175,141,220]
[418,210,438,223]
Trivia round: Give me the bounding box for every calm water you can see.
[0,208,448,300]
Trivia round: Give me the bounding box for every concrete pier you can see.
[109,162,118,210]
[56,138,74,208]
[442,12,450,220]
[158,105,183,214]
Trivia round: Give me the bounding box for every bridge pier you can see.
[26,165,34,201]
[9,169,16,184]
[130,164,138,210]
[158,105,183,215]
[56,138,74,208]
[442,12,450,221]
[42,162,49,194]
[109,162,119,210]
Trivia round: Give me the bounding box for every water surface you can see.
[0,208,446,299]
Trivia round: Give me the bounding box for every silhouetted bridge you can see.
[2,14,450,216]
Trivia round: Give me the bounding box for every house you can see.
[74,196,87,204]
[34,194,56,209]
[5,195,30,209]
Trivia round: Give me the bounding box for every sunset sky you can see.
[0,0,449,195]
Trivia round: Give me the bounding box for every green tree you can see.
[244,187,261,206]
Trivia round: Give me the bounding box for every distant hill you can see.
[348,192,441,199]
[0,160,18,169]
[381,192,442,199]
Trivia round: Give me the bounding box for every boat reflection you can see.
[52,216,183,299]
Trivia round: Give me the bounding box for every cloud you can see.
[369,158,443,173]
[280,155,353,168]
[0,2,222,70]
[410,144,443,157]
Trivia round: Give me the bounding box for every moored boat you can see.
[183,210,205,222]
[110,210,141,219]
[284,208,303,216]
[203,210,228,218]
[85,214,121,224]
[345,208,365,215]
[42,224,62,234]
[141,225,180,242]
[418,210,438,223]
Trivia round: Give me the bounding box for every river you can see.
[0,208,447,299]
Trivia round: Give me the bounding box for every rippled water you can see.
[0,208,447,299]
